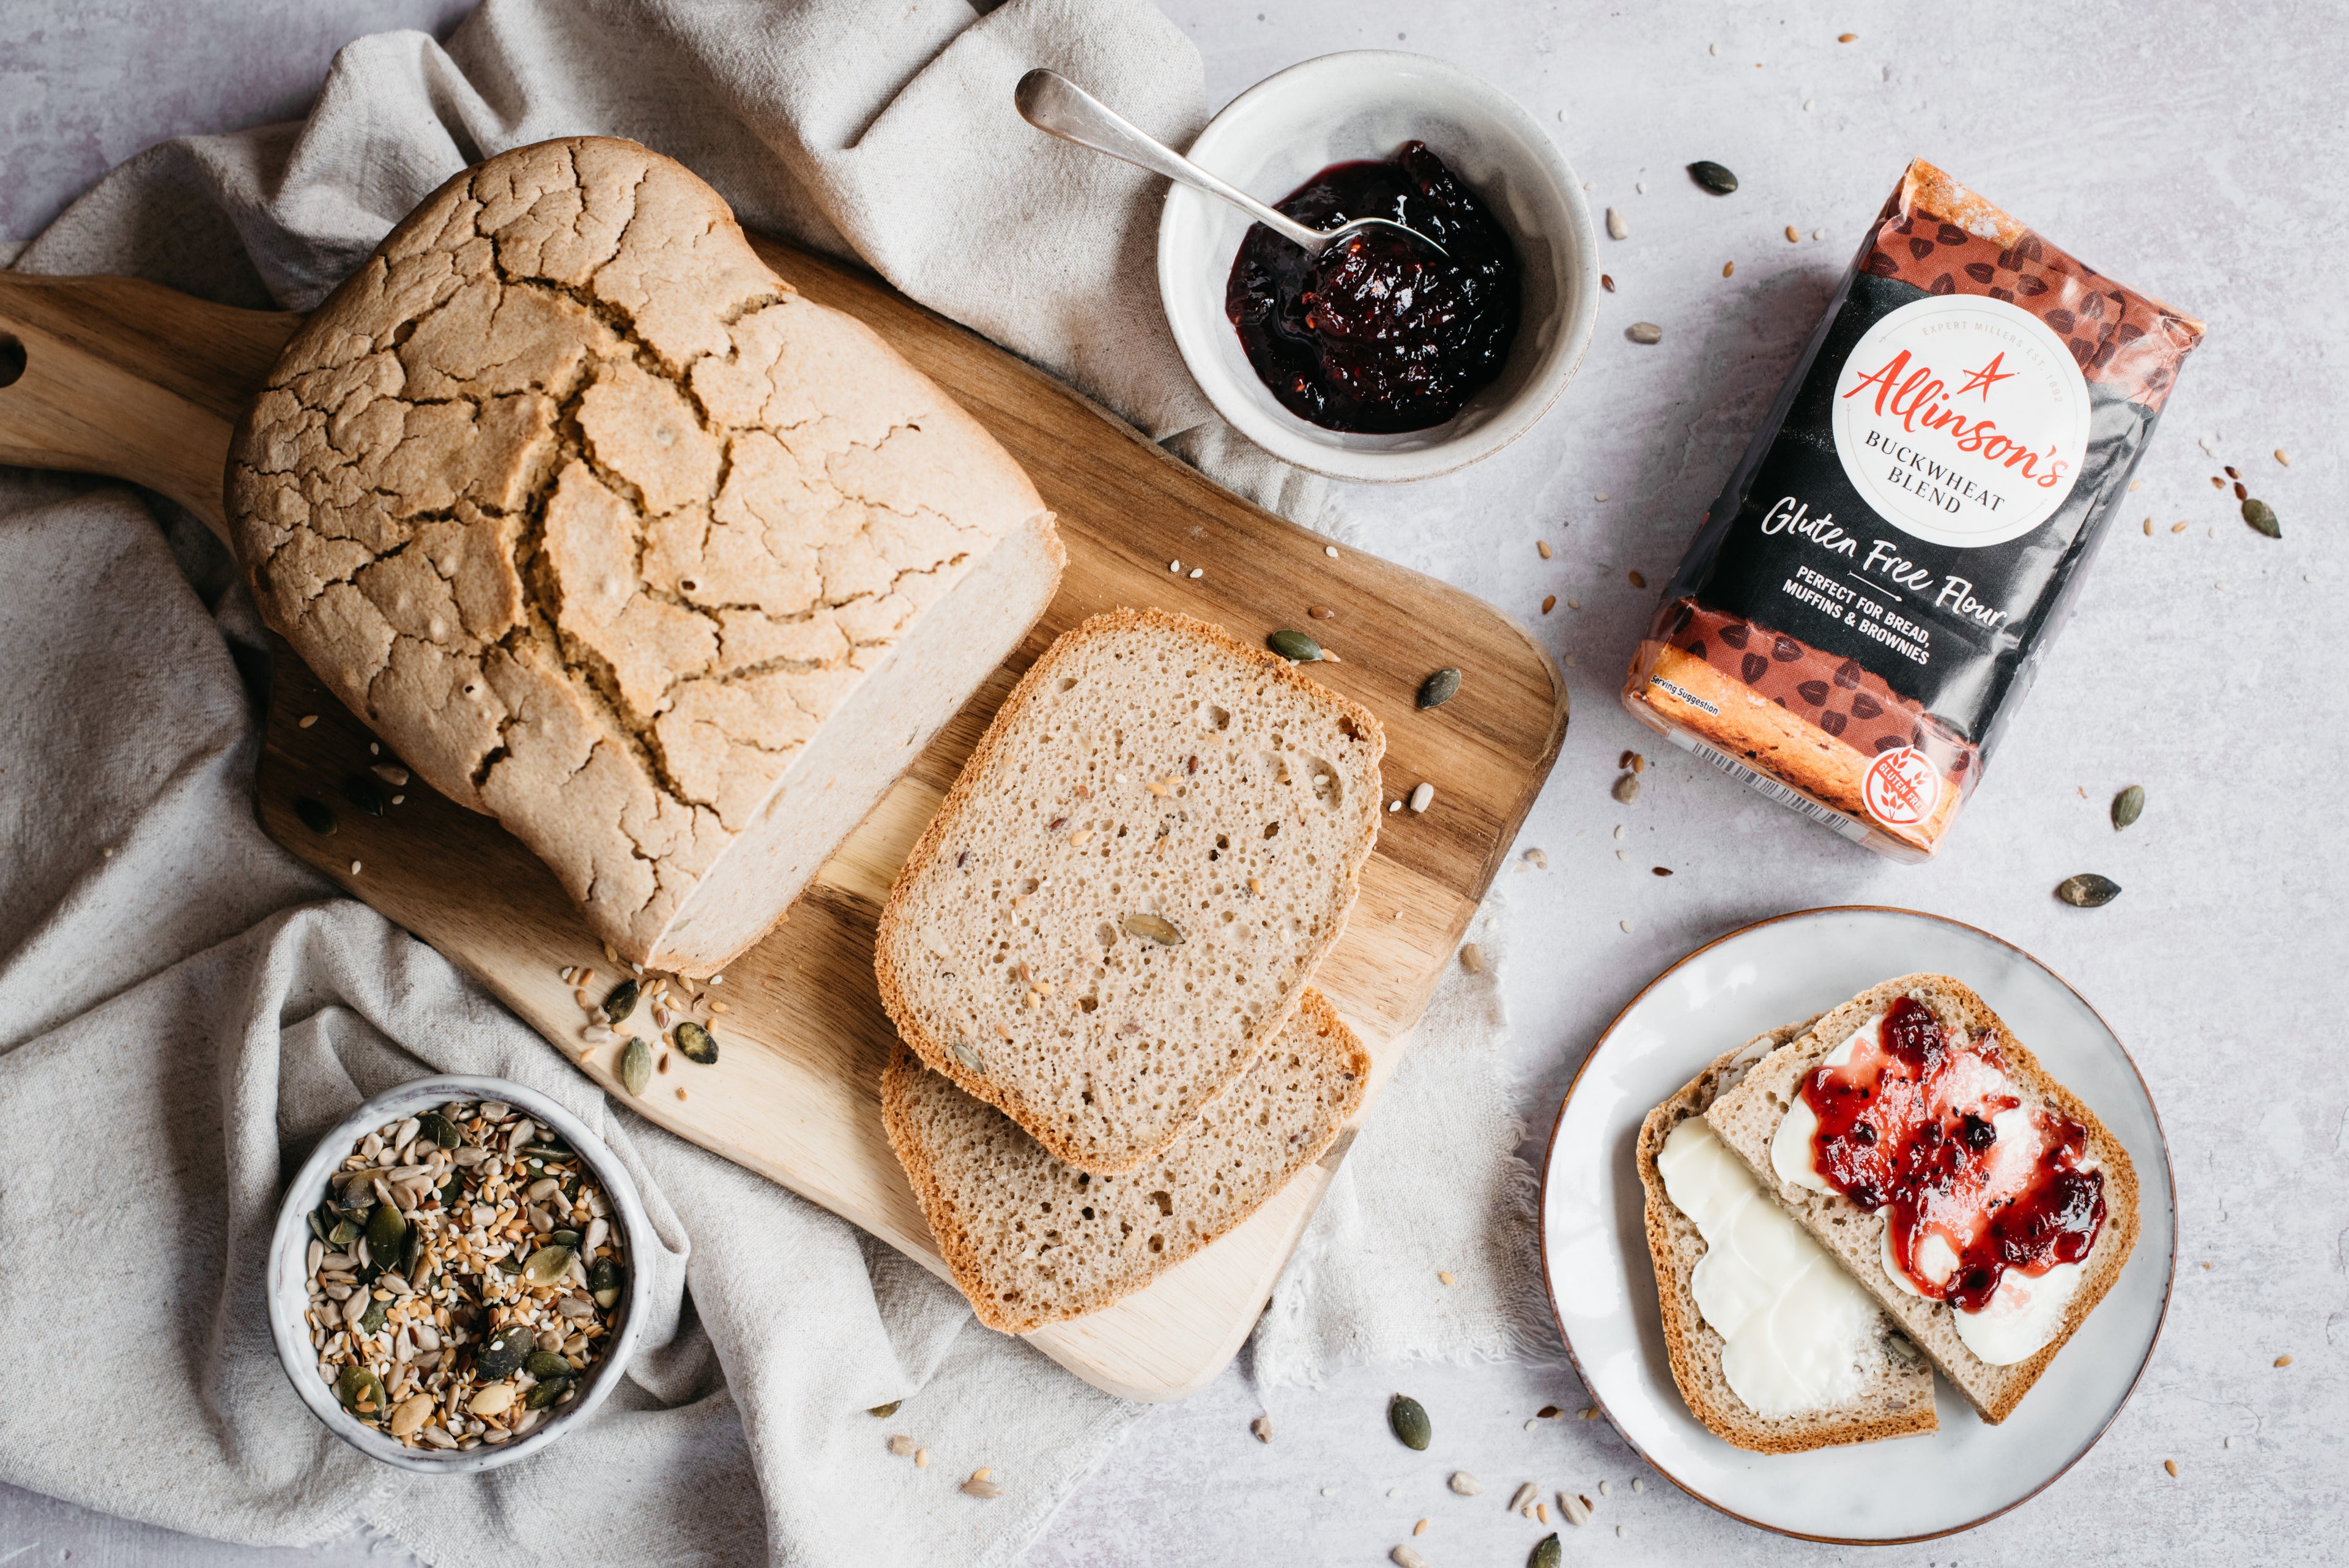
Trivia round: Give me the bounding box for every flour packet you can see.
[1623,159,2203,859]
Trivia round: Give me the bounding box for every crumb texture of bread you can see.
[1638,1022,1938,1454]
[884,989,1368,1332]
[226,135,1059,974]
[874,608,1384,1175]
[1702,973,2140,1424]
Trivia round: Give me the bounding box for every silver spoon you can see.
[1014,69,1447,259]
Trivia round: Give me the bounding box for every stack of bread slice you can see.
[1641,974,2140,1451]
[873,609,1386,1330]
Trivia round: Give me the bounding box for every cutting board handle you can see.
[0,273,300,542]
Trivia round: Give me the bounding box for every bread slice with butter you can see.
[1639,1023,1939,1454]
[874,608,1384,1176]
[1702,975,2140,1424]
[883,989,1368,1332]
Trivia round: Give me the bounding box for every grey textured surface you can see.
[4,1,2343,1565]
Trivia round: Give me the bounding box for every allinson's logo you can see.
[1828,294,2091,550]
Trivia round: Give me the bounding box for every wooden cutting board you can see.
[0,238,1566,1400]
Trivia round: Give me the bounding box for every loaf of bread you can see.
[885,989,1367,1332]
[874,608,1384,1175]
[1638,1023,1938,1453]
[226,137,1063,975]
[1703,975,2140,1424]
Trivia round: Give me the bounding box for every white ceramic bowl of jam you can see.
[1158,51,1597,484]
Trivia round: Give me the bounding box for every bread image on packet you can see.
[1622,159,2203,859]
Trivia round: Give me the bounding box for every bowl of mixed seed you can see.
[266,1076,652,1471]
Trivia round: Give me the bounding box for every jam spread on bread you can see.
[1800,997,2104,1313]
[1225,141,1520,433]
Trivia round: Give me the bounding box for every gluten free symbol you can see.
[1863,746,1942,828]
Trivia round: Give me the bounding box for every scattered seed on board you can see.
[1537,540,1553,559]
[299,713,319,728]
[1417,667,1463,710]
[1458,945,1484,975]
[1598,1480,1611,1496]
[1612,774,1641,804]
[1449,1471,1483,1496]
[1523,847,1548,869]
[1251,1414,1272,1443]
[1839,31,1858,40]
[1542,594,1557,614]
[1269,628,1324,663]
[1606,207,1628,240]
[2164,1459,2178,1477]
[1626,322,1663,345]
[2112,784,2145,830]
[1510,1482,1538,1513]
[916,1446,930,1467]
[1600,273,1615,291]
[1721,261,1734,278]
[1530,1533,1562,1568]
[1439,1268,1458,1285]
[1687,160,1739,195]
[1389,1393,1432,1450]
[1785,225,1800,243]
[1628,569,1646,589]
[1409,782,1435,813]
[1620,920,1635,934]
[2276,1354,2294,1367]
[1325,544,1339,558]
[889,1434,917,1456]
[1559,1492,1592,1526]
[2243,497,2280,538]
[962,1473,1004,1499]
[869,1401,902,1418]
[1414,1517,1430,1536]
[2276,448,2290,466]
[1631,1478,1644,1493]
[1392,1548,1431,1568]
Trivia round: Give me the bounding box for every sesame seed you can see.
[1324,545,1339,558]
[1169,560,1181,573]
[299,714,319,729]
[351,860,363,874]
[1188,567,1203,579]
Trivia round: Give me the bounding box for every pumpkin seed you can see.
[522,1245,573,1287]
[1389,1392,1431,1450]
[603,978,640,1024]
[869,1400,902,1418]
[294,797,336,836]
[2243,497,2280,538]
[306,1209,328,1243]
[1688,159,1739,194]
[2112,784,2145,830]
[618,1035,653,1095]
[328,1218,362,1248]
[335,1363,384,1415]
[1530,1534,1563,1568]
[949,1039,982,1072]
[366,1198,406,1260]
[400,1224,425,1280]
[1121,912,1186,946]
[525,1375,572,1410]
[477,1322,535,1380]
[674,1021,718,1065]
[590,1257,622,1308]
[2056,873,2121,908]
[525,1350,571,1380]
[358,1295,388,1336]
[341,772,387,816]
[417,1110,460,1149]
[1268,628,1323,663]
[549,1228,582,1253]
[1416,667,1462,710]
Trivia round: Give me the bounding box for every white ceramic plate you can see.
[1157,51,1597,483]
[1539,907,2175,1541]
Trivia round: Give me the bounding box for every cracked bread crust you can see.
[226,136,1056,972]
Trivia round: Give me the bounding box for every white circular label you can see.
[1863,746,1942,828]
[1829,294,2090,549]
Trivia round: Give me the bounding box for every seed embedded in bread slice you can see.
[1702,974,2140,1425]
[874,607,1384,1175]
[1638,1021,1939,1454]
[884,989,1369,1332]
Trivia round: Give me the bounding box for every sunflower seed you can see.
[962,1476,1004,1499]
[2055,873,2121,908]
[1449,1471,1482,1496]
[1510,1482,1538,1512]
[1268,628,1323,662]
[2112,784,2145,830]
[1121,912,1185,946]
[1459,943,1485,975]
[1392,1550,1431,1568]
[1417,667,1462,710]
[1606,206,1628,240]
[1626,321,1663,345]
[1251,1414,1272,1443]
[1389,1393,1432,1450]
[1559,1492,1592,1526]
[1612,773,1642,803]
[1409,782,1435,812]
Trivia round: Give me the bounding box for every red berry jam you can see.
[1801,996,2104,1313]
[1224,141,1520,433]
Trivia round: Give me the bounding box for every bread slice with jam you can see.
[1702,975,2140,1424]
[1639,1022,1939,1453]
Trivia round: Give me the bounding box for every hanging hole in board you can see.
[0,333,27,390]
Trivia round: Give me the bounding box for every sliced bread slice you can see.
[874,608,1384,1175]
[1703,974,2140,1424]
[1638,1021,1939,1454]
[883,989,1369,1332]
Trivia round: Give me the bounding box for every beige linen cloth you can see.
[0,1,1554,1563]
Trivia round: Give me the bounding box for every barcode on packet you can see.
[1663,732,1874,845]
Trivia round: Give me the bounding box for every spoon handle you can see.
[1015,70,1327,255]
